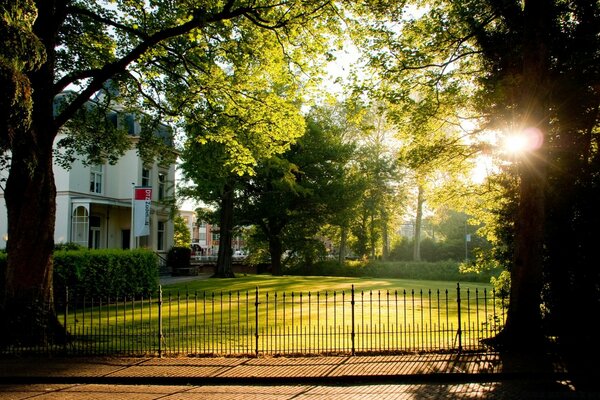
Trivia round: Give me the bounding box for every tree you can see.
[359,0,600,355]
[0,0,341,345]
[180,141,241,278]
[239,112,356,275]
[173,215,191,248]
[176,14,312,277]
[335,102,404,261]
[298,102,367,263]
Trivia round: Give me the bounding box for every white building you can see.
[0,95,176,257]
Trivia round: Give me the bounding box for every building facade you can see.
[180,211,246,257]
[0,98,176,257]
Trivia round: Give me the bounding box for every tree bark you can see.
[369,214,376,259]
[413,185,424,262]
[269,234,283,276]
[1,75,62,345]
[0,1,64,345]
[489,0,550,351]
[214,183,235,278]
[381,212,389,261]
[338,225,348,263]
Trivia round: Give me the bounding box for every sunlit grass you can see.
[60,275,503,355]
[160,274,492,294]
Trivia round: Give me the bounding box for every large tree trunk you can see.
[490,0,550,351]
[500,151,546,348]
[1,98,62,346]
[0,3,67,345]
[214,184,235,278]
[413,185,424,262]
[269,234,283,276]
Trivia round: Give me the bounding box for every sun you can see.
[503,134,529,154]
[502,127,544,154]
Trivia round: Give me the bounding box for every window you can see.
[89,216,101,249]
[142,168,150,187]
[157,221,165,251]
[71,206,89,247]
[158,172,166,200]
[90,165,103,193]
[198,221,207,242]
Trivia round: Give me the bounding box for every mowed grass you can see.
[61,275,503,355]
[160,273,493,295]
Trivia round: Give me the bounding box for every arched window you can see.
[71,206,89,247]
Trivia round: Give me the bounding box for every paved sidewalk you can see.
[0,353,547,384]
[1,352,598,399]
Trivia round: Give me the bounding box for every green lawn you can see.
[61,275,503,355]
[160,274,493,295]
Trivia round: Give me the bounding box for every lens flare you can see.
[503,127,544,154]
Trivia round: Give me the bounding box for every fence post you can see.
[456,283,462,353]
[351,284,355,356]
[255,286,260,356]
[158,285,163,358]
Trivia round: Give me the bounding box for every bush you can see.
[54,249,159,298]
[1,249,158,299]
[54,242,85,251]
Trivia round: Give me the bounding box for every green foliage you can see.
[287,259,497,283]
[52,249,159,298]
[238,109,359,272]
[53,92,133,169]
[334,102,404,260]
[390,234,486,263]
[0,0,46,151]
[173,215,191,248]
[241,226,271,266]
[491,270,511,299]
[54,242,85,251]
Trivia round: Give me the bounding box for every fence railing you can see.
[2,283,506,357]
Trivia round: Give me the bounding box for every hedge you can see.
[0,249,159,299]
[288,260,499,283]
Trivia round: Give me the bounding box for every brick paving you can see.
[1,353,598,399]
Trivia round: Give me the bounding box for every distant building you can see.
[182,210,245,257]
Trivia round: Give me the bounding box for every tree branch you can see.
[53,5,251,129]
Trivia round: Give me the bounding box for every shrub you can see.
[1,250,158,299]
[54,249,159,298]
[54,242,86,251]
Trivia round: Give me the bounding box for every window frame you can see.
[157,220,165,251]
[90,164,103,194]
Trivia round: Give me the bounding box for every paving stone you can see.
[216,363,337,378]
[106,365,227,378]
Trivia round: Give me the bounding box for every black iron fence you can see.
[2,284,506,357]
